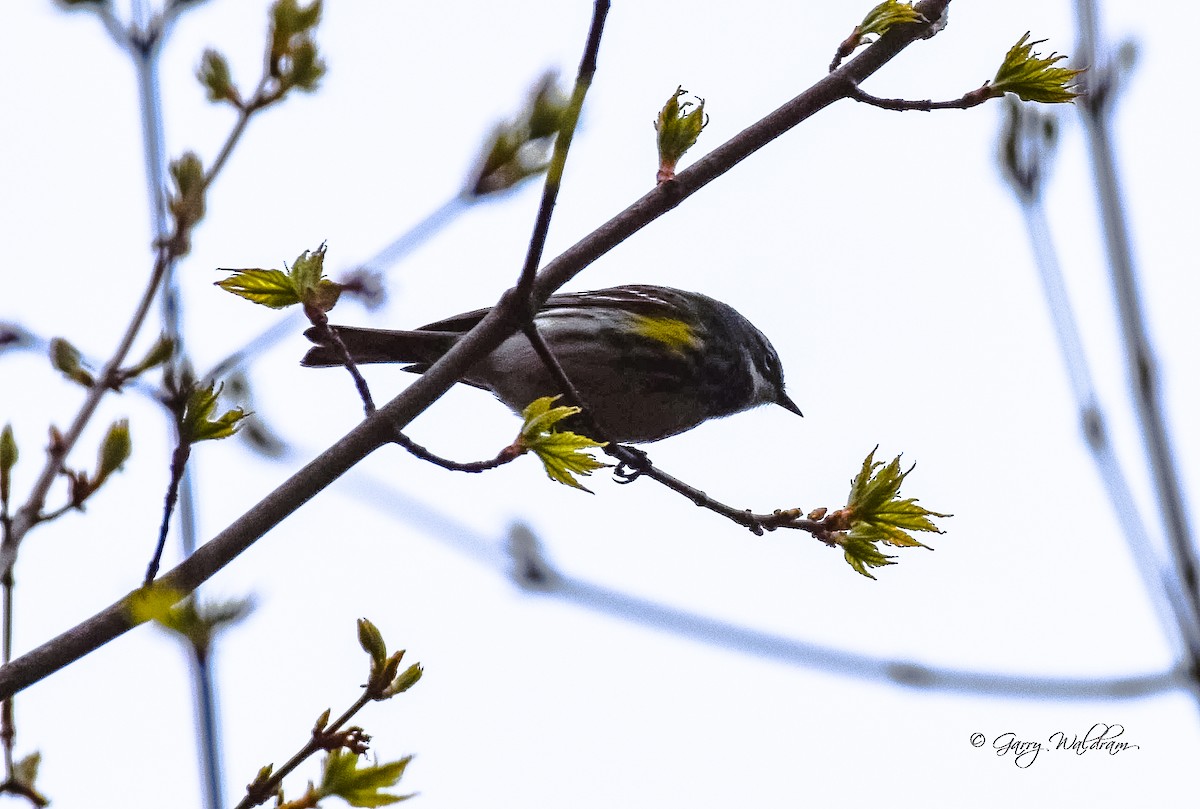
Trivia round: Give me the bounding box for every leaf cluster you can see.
[179,382,250,443]
[264,750,414,809]
[217,244,342,314]
[358,618,423,700]
[516,396,609,491]
[269,0,325,94]
[836,448,949,578]
[654,86,707,182]
[989,32,1083,104]
[48,419,133,511]
[168,151,207,255]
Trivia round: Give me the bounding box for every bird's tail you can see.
[301,325,459,368]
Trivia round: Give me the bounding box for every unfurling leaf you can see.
[289,243,342,312]
[168,152,207,253]
[94,419,132,488]
[857,1,927,39]
[990,32,1082,104]
[49,337,95,387]
[654,86,707,183]
[830,1,928,70]
[217,244,341,312]
[181,382,250,443]
[216,268,301,309]
[319,749,415,807]
[467,73,569,197]
[517,396,609,491]
[10,751,48,807]
[836,447,950,578]
[841,535,898,580]
[382,663,423,698]
[268,0,325,93]
[198,49,240,105]
[1,423,17,507]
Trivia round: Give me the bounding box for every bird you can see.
[302,284,801,444]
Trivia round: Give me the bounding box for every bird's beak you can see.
[777,392,803,417]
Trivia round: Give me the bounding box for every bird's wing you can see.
[416,285,688,331]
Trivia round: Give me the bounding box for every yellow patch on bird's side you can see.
[629,315,697,352]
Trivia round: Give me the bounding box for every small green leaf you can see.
[271,0,322,50]
[285,38,325,91]
[289,246,323,292]
[269,0,325,92]
[320,749,415,808]
[181,382,250,443]
[841,535,898,580]
[857,1,927,39]
[216,268,302,308]
[94,419,132,488]
[990,32,1083,104]
[168,152,207,253]
[10,751,48,807]
[518,395,579,438]
[1,423,17,507]
[382,663,423,698]
[831,0,928,70]
[289,244,342,311]
[654,86,707,183]
[528,431,610,491]
[198,49,239,105]
[517,396,609,491]
[49,337,95,387]
[13,752,40,790]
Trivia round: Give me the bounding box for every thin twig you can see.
[0,0,954,701]
[234,692,373,809]
[848,83,990,111]
[0,570,12,776]
[306,314,376,416]
[392,431,519,473]
[146,443,191,585]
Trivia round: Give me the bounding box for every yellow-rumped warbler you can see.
[302,285,801,443]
